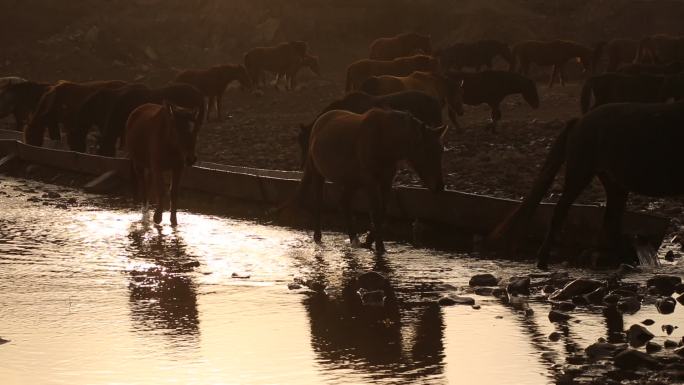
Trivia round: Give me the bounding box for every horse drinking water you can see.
[126,102,200,225]
[297,108,447,253]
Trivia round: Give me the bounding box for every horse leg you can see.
[536,162,594,269]
[169,168,182,226]
[488,102,502,132]
[216,95,223,121]
[548,65,558,88]
[597,173,629,264]
[312,172,324,243]
[152,167,165,224]
[339,186,360,246]
[559,64,567,87]
[363,183,389,254]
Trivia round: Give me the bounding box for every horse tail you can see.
[487,118,575,246]
[580,77,594,114]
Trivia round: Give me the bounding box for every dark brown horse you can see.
[0,81,51,131]
[635,34,684,64]
[593,39,639,72]
[298,108,447,253]
[174,64,252,121]
[369,32,432,60]
[126,102,200,225]
[298,90,444,168]
[244,41,309,88]
[359,71,464,128]
[490,101,684,269]
[24,80,127,146]
[99,83,205,156]
[437,40,514,72]
[512,40,595,87]
[579,73,667,113]
[345,55,439,92]
[275,52,320,90]
[455,71,539,129]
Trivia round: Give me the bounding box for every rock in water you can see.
[662,324,676,335]
[549,331,562,342]
[617,296,641,314]
[0,337,8,345]
[675,283,684,295]
[627,324,654,347]
[438,295,475,306]
[553,301,576,312]
[656,297,677,314]
[585,342,625,358]
[548,310,571,323]
[677,293,684,306]
[675,346,684,356]
[506,276,530,296]
[646,275,682,296]
[646,341,662,353]
[642,319,655,326]
[584,287,606,305]
[469,273,499,287]
[614,349,661,370]
[549,278,603,301]
[665,339,679,349]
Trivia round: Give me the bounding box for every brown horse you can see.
[579,73,668,113]
[345,55,439,92]
[437,40,514,72]
[275,52,320,90]
[99,83,205,156]
[0,81,51,131]
[635,34,684,64]
[369,32,432,60]
[593,39,639,72]
[174,64,251,121]
[24,80,127,146]
[244,41,309,88]
[126,102,201,225]
[359,71,464,128]
[298,108,447,253]
[512,40,595,87]
[490,101,684,269]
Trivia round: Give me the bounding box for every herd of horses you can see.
[2,31,684,269]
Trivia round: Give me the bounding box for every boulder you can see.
[469,273,499,287]
[506,276,530,296]
[438,295,475,306]
[548,310,571,323]
[549,331,562,341]
[614,349,661,370]
[584,287,606,305]
[553,301,576,312]
[662,324,676,335]
[646,275,682,296]
[627,324,654,347]
[656,297,677,314]
[675,346,684,356]
[549,278,603,301]
[617,296,641,314]
[677,293,684,306]
[585,342,625,358]
[665,339,679,349]
[646,341,662,353]
[642,319,655,326]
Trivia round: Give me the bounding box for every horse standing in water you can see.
[512,40,595,87]
[174,64,252,121]
[298,108,447,253]
[490,101,684,269]
[126,102,200,225]
[369,32,432,60]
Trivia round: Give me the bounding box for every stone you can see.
[357,271,389,291]
[675,346,684,356]
[617,296,641,314]
[584,287,606,305]
[549,278,603,301]
[571,295,588,306]
[474,287,493,296]
[585,342,624,358]
[471,304,481,310]
[548,310,571,323]
[627,324,654,347]
[646,275,682,296]
[0,337,8,345]
[491,287,507,298]
[664,339,679,349]
[287,283,301,290]
[676,293,684,305]
[549,331,562,341]
[542,285,555,294]
[506,276,530,296]
[664,250,676,262]
[438,295,475,306]
[662,324,676,335]
[468,273,499,287]
[613,349,661,370]
[642,319,655,326]
[646,341,662,353]
[553,301,576,312]
[675,283,684,295]
[656,297,677,314]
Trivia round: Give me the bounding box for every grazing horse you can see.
[455,71,539,129]
[345,55,439,92]
[512,40,594,87]
[298,108,447,253]
[126,102,200,225]
[359,71,464,128]
[24,80,127,146]
[593,39,639,72]
[0,81,51,131]
[99,83,205,156]
[579,73,668,113]
[635,34,684,64]
[369,32,432,60]
[244,41,309,87]
[437,40,514,72]
[617,61,684,75]
[490,101,684,269]
[275,53,320,90]
[297,90,444,168]
[174,64,252,121]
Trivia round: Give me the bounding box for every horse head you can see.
[400,112,447,193]
[165,102,200,166]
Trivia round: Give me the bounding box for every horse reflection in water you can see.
[301,253,445,382]
[125,222,200,342]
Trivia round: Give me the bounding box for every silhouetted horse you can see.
[437,40,514,72]
[0,81,51,131]
[369,32,432,60]
[512,40,594,87]
[174,64,251,121]
[359,71,464,128]
[126,102,200,225]
[345,55,439,92]
[99,83,205,156]
[455,71,539,129]
[490,101,684,269]
[635,34,684,64]
[617,61,684,75]
[244,41,309,88]
[580,73,668,113]
[593,39,638,72]
[24,80,127,146]
[275,52,320,90]
[298,108,447,253]
[298,90,444,168]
